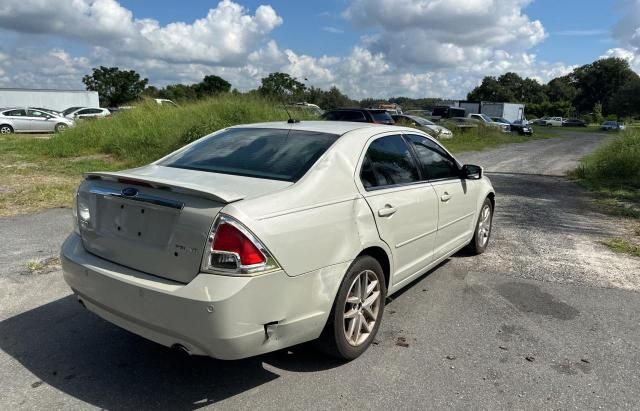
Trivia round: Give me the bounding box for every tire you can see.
[0,124,13,134]
[55,123,68,133]
[319,256,387,360]
[467,197,493,255]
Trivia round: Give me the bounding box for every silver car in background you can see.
[63,106,111,120]
[0,107,75,134]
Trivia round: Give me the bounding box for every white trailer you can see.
[481,102,525,123]
[0,88,100,111]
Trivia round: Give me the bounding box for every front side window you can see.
[405,134,460,180]
[27,110,48,117]
[360,135,420,189]
[160,128,339,182]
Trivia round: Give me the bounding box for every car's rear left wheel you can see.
[320,256,386,360]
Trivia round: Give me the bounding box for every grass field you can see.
[570,129,640,256]
[0,95,565,216]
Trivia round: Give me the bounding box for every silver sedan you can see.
[0,108,75,134]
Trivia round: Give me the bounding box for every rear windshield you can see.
[371,111,394,124]
[160,128,340,182]
[322,110,368,122]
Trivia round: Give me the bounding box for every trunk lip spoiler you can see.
[84,171,239,204]
[89,186,185,210]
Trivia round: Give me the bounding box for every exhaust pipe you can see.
[171,344,192,356]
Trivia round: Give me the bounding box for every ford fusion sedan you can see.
[0,107,75,134]
[61,121,495,360]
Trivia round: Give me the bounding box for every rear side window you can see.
[160,128,339,182]
[322,111,367,122]
[405,134,460,180]
[360,135,420,189]
[3,109,26,117]
[370,111,394,124]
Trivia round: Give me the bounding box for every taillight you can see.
[201,214,280,275]
[212,223,265,266]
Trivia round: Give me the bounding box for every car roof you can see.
[326,108,387,113]
[230,121,393,135]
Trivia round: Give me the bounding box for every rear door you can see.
[358,134,439,286]
[404,134,477,260]
[2,109,29,131]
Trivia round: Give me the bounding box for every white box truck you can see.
[481,102,525,123]
[0,88,99,111]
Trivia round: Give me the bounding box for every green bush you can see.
[573,130,640,187]
[43,94,292,166]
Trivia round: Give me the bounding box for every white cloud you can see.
[322,26,344,34]
[0,0,580,100]
[344,0,546,69]
[0,0,282,65]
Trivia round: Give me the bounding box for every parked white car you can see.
[542,117,563,127]
[468,113,511,132]
[61,121,495,360]
[63,107,111,120]
[154,98,178,107]
[0,107,75,133]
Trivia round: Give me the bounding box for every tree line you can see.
[467,57,640,120]
[83,57,640,119]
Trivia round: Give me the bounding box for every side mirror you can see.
[462,164,483,179]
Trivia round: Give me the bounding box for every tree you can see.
[467,76,514,102]
[610,77,640,118]
[258,72,306,99]
[194,75,231,97]
[593,102,604,124]
[82,66,148,107]
[571,57,639,114]
[545,75,577,103]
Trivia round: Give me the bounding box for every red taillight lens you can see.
[212,223,265,266]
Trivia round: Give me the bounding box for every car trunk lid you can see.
[77,166,292,283]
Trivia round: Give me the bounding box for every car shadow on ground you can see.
[0,295,345,410]
[0,258,451,409]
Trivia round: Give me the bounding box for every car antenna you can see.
[281,98,300,124]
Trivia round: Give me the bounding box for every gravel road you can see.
[0,131,638,410]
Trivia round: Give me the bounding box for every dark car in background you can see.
[321,108,394,124]
[562,118,587,127]
[491,117,533,135]
[601,121,625,131]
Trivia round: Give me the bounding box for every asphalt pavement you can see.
[0,131,638,410]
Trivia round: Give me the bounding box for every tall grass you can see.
[573,130,640,188]
[43,94,292,166]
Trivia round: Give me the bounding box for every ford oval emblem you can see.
[121,187,138,197]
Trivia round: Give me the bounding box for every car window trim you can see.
[358,133,423,192]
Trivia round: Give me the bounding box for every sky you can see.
[0,0,639,99]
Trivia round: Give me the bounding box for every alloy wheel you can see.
[477,204,492,247]
[343,269,381,346]
[0,126,12,134]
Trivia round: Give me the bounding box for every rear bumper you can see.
[61,234,348,360]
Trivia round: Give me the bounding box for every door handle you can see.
[378,205,397,217]
[440,192,451,202]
